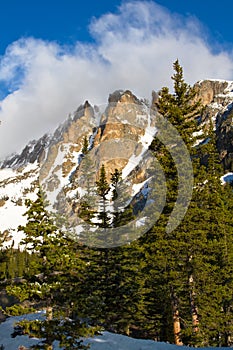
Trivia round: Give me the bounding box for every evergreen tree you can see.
[110,169,135,230]
[4,59,233,348]
[111,168,121,201]
[154,59,202,148]
[0,231,10,282]
[96,164,110,201]
[95,164,111,231]
[144,59,203,345]
[78,165,146,337]
[7,188,99,349]
[77,151,98,246]
[144,117,233,346]
[185,123,233,346]
[81,135,89,155]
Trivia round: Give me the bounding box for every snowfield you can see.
[0,313,229,350]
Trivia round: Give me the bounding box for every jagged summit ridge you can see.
[0,89,157,246]
[0,81,233,246]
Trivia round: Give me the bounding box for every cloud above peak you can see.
[90,1,190,41]
[0,0,233,159]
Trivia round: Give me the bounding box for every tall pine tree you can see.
[7,188,99,349]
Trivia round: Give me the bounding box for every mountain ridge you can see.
[0,80,233,246]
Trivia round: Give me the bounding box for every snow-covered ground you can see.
[85,332,229,350]
[0,313,229,350]
[220,172,233,185]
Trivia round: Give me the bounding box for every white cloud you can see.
[0,0,233,160]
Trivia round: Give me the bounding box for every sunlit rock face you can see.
[194,80,233,171]
[1,81,233,246]
[38,89,157,235]
[0,89,157,245]
[194,80,229,106]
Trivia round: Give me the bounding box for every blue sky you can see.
[0,1,117,54]
[154,1,233,46]
[0,0,233,159]
[0,0,232,54]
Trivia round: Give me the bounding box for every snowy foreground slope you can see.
[0,313,229,350]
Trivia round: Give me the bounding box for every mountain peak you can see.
[108,89,141,105]
[194,79,233,106]
[1,81,233,246]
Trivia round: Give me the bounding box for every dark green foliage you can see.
[145,60,233,346]
[3,60,233,347]
[0,247,36,283]
[111,168,121,201]
[96,164,110,200]
[78,166,146,336]
[154,59,202,148]
[5,304,35,316]
[15,317,97,349]
[80,242,147,337]
[184,127,233,347]
[6,188,99,349]
[81,135,89,155]
[79,200,95,224]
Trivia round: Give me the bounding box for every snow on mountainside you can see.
[0,163,39,247]
[0,81,233,246]
[0,90,157,247]
[194,79,233,171]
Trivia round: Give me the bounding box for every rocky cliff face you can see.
[194,79,233,171]
[38,89,157,241]
[0,89,156,246]
[1,80,233,246]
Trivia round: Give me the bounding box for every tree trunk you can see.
[46,306,53,321]
[46,306,53,350]
[173,308,183,345]
[171,288,183,345]
[124,323,130,336]
[189,274,199,333]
